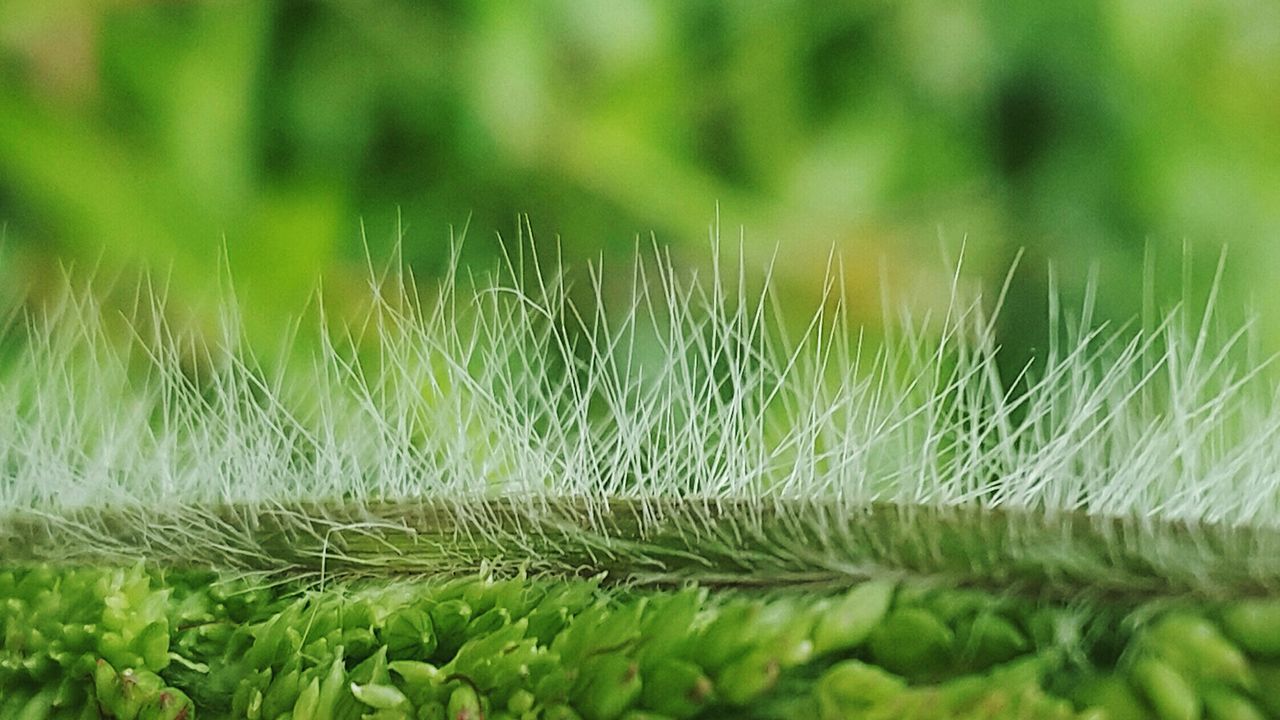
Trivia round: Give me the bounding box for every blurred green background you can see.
[2,1,1279,364]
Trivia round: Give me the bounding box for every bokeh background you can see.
[2,1,1279,367]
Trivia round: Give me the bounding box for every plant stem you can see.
[1,498,1276,599]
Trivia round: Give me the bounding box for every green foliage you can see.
[4,564,1280,718]
[2,1,1279,351]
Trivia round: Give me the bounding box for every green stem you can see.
[1,498,1276,600]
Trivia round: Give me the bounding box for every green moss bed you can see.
[2,563,1278,720]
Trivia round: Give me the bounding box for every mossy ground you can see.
[3,562,1278,719]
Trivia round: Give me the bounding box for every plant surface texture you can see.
[1,249,1277,719]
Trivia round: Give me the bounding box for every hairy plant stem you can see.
[1,498,1276,600]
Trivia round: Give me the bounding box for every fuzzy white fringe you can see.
[1,244,1276,593]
